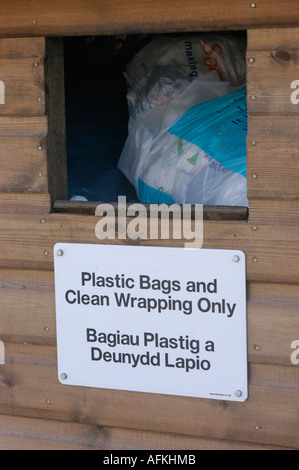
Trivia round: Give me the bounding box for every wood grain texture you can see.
[0,58,45,114]
[0,269,55,345]
[246,31,299,201]
[0,414,290,450]
[0,116,47,136]
[0,192,51,214]
[0,137,47,192]
[0,213,298,283]
[247,137,299,199]
[247,28,299,115]
[249,199,299,224]
[0,38,45,57]
[0,0,299,36]
[45,38,68,202]
[247,282,299,365]
[247,50,299,115]
[247,27,299,52]
[0,343,298,449]
[0,38,45,114]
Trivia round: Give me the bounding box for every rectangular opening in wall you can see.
[53,32,248,220]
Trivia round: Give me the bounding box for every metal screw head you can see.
[252,173,257,179]
[56,249,64,256]
[60,373,67,380]
[32,19,37,25]
[248,57,254,63]
[44,250,49,256]
[235,390,243,397]
[254,425,262,431]
[46,399,51,404]
[250,2,256,7]
[37,145,42,151]
[252,257,258,263]
[251,141,256,146]
[233,255,240,263]
[250,95,256,100]
[40,218,46,224]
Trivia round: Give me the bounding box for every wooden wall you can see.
[1,0,299,35]
[0,9,299,450]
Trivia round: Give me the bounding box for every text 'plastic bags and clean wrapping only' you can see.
[118,34,248,207]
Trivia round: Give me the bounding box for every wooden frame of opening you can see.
[47,33,248,220]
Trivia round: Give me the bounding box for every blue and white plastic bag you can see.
[118,35,248,206]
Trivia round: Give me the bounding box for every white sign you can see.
[54,243,248,402]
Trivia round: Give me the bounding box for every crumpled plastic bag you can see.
[118,34,248,206]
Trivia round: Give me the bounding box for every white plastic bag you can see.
[136,88,248,206]
[124,34,246,122]
[118,34,247,206]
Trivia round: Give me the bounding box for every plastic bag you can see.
[118,34,248,206]
[124,34,246,122]
[137,88,248,206]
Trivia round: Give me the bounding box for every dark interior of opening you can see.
[63,32,247,213]
[64,34,151,203]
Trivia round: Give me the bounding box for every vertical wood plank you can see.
[45,38,68,203]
